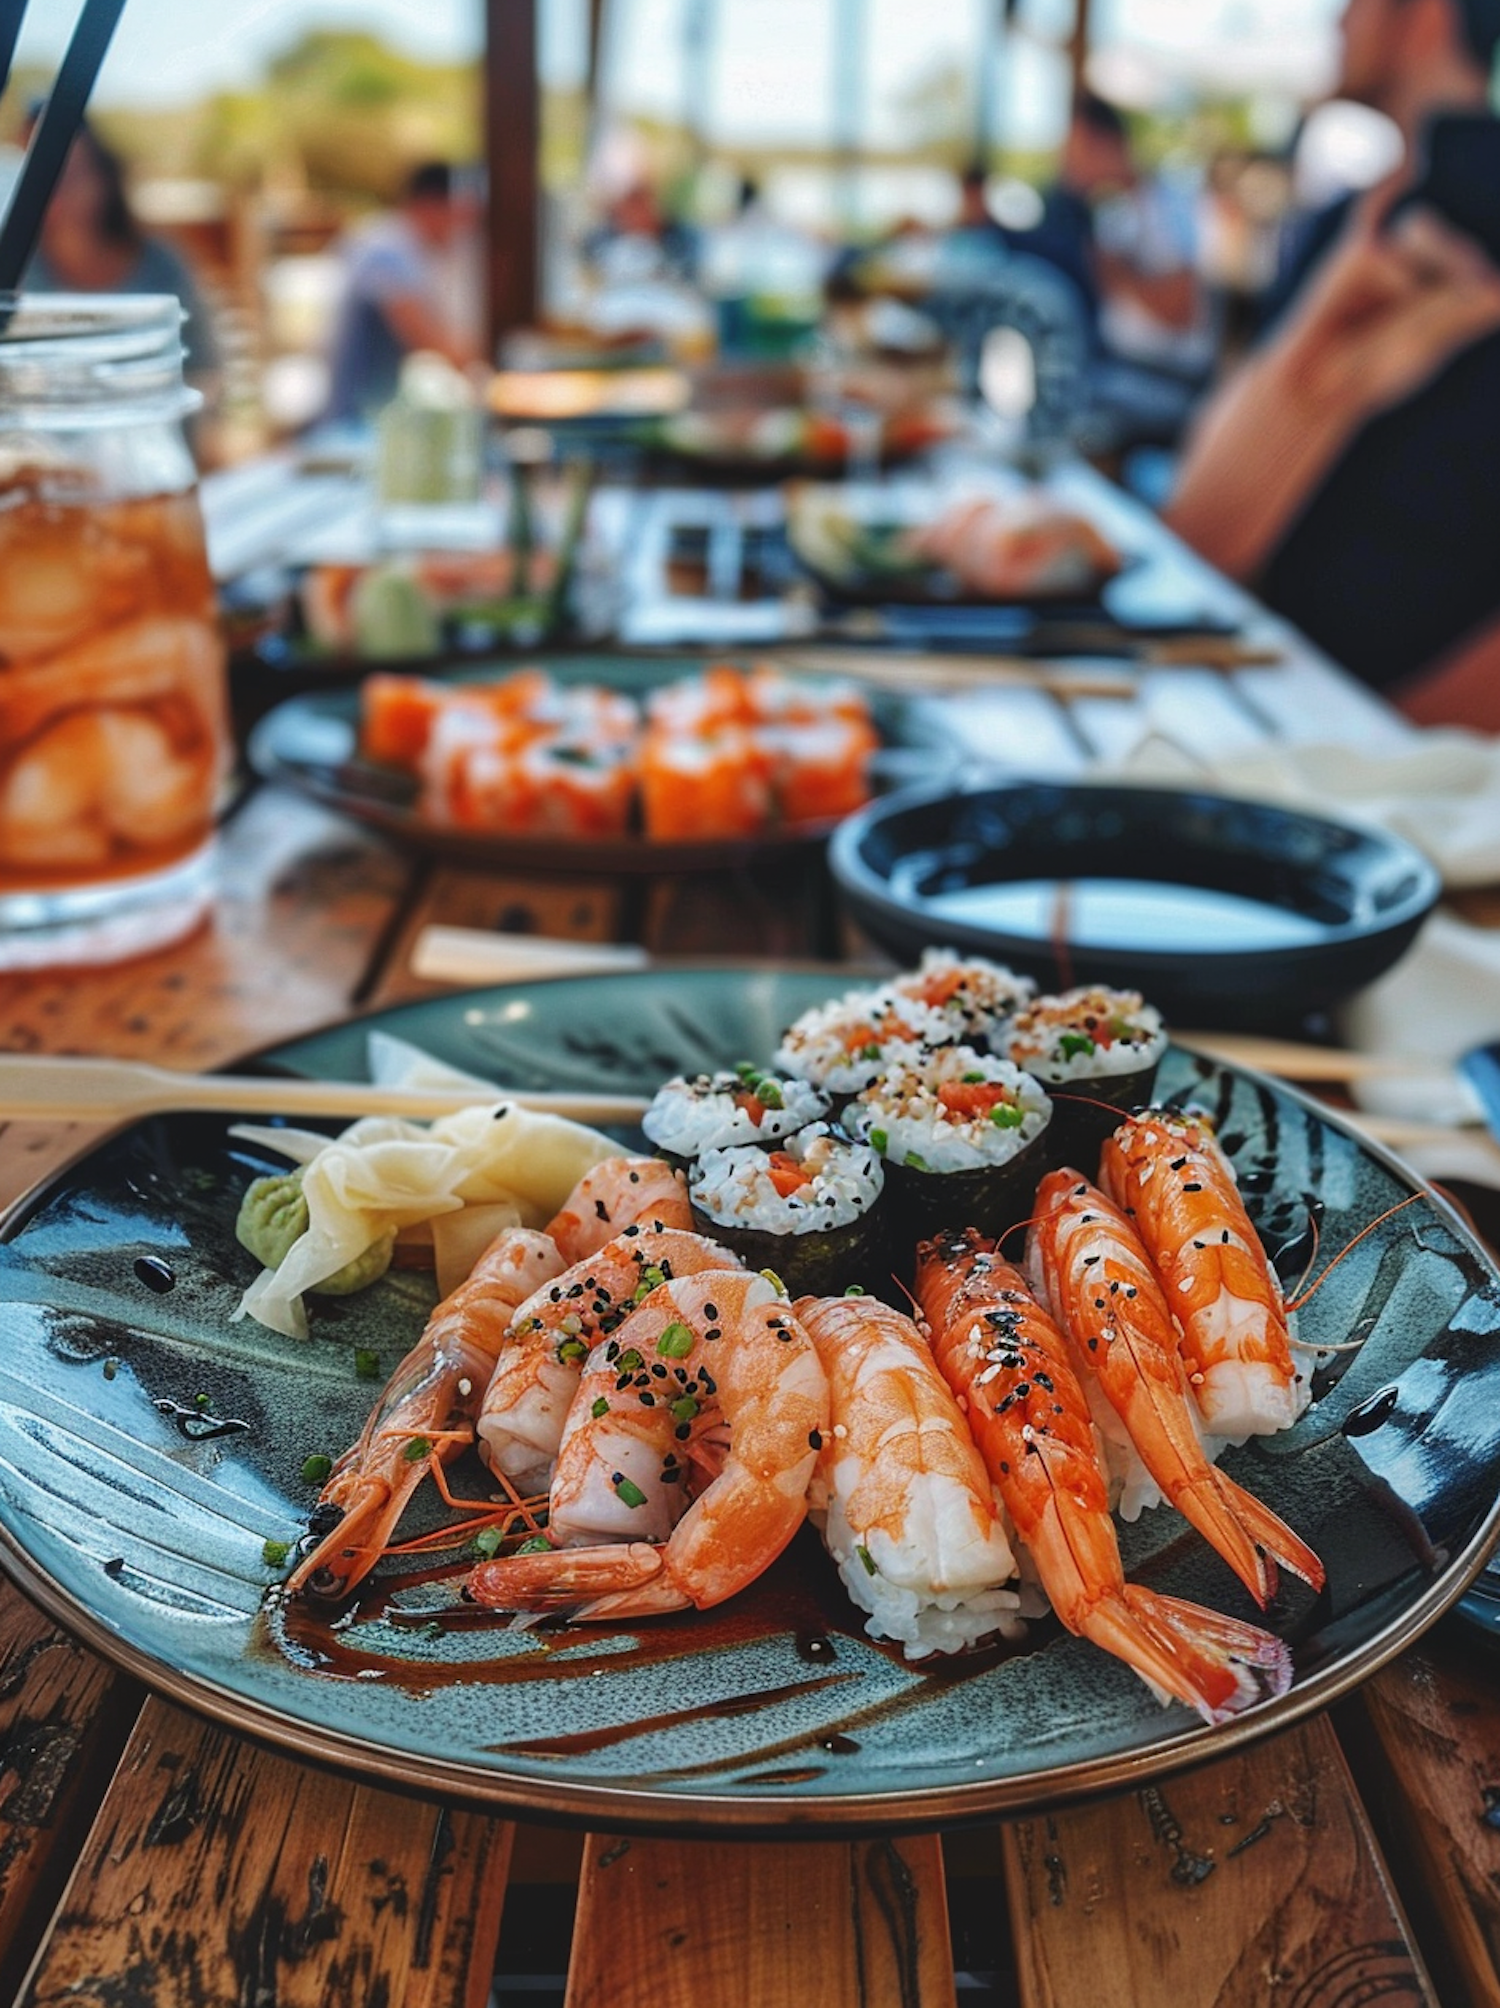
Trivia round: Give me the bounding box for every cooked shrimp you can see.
[467,1271,828,1619]
[544,1156,691,1264]
[1027,1170,1324,1607]
[795,1293,1020,1658]
[475,1226,736,1495]
[288,1226,566,1601]
[1099,1110,1309,1440]
[915,1228,1293,1724]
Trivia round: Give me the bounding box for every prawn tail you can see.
[1105,1583,1294,1726]
[466,1540,688,1618]
[1168,1471,1280,1608]
[1211,1470,1327,1594]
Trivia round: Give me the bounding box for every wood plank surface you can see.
[563,1831,953,2008]
[0,1584,140,2004]
[1345,1629,1500,2008]
[17,1698,514,2008]
[0,791,412,1214]
[1002,1716,1438,2007]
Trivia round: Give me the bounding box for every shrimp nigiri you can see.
[467,1271,827,1620]
[915,1228,1293,1725]
[287,1225,566,1602]
[476,1226,737,1496]
[544,1155,692,1265]
[1027,1169,1324,1607]
[796,1292,1021,1659]
[1100,1110,1310,1439]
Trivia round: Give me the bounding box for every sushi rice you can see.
[847,1044,1051,1174]
[888,948,1035,1048]
[690,1123,884,1238]
[1005,987,1167,1084]
[775,985,952,1097]
[642,1068,829,1161]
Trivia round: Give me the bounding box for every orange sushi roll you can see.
[743,664,873,729]
[644,663,753,735]
[361,673,448,770]
[639,725,774,840]
[434,737,637,837]
[764,716,877,825]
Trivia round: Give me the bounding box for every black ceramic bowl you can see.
[830,781,1441,1029]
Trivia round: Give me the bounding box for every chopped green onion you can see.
[869,1127,889,1155]
[402,1437,432,1463]
[591,1397,610,1419]
[354,1348,381,1381]
[556,1337,588,1364]
[262,1539,290,1568]
[856,1544,877,1576]
[301,1454,332,1485]
[844,1285,866,1297]
[516,1533,552,1555]
[904,1150,931,1172]
[617,1348,644,1373]
[1059,1032,1096,1060]
[670,1394,700,1425]
[656,1320,694,1359]
[195,1392,212,1411]
[759,1268,787,1297]
[989,1102,1026,1129]
[962,1070,987,1084]
[471,1526,505,1559]
[614,1475,648,1508]
[861,1042,882,1061]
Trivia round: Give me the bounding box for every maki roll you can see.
[888,948,1035,1049]
[1004,987,1167,1174]
[641,1065,830,1173]
[774,986,952,1100]
[688,1123,887,1296]
[845,1044,1051,1247]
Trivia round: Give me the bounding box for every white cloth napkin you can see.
[1336,909,1500,1187]
[1109,728,1500,888]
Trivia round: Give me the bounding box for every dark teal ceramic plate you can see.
[1,967,1497,1833]
[247,654,958,876]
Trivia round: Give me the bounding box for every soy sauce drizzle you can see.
[133,1257,176,1293]
[1342,1384,1401,1437]
[154,1398,251,1442]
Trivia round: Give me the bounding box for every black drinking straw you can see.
[0,0,27,99]
[0,0,128,296]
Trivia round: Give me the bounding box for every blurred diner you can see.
[1167,0,1500,723]
[321,161,485,426]
[19,114,221,415]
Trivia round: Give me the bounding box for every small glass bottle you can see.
[0,293,229,969]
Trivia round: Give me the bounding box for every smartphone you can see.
[1405,114,1500,265]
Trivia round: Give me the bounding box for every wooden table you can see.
[4,483,1500,2005]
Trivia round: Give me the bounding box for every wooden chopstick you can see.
[1176,1033,1448,1085]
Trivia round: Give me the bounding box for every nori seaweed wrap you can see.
[688,1123,887,1296]
[845,1044,1051,1249]
[1002,986,1166,1175]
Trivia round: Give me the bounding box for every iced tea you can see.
[0,476,228,899]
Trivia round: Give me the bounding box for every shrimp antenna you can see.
[1286,1193,1424,1313]
[1286,1196,1323,1304]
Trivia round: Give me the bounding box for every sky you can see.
[16,0,1344,140]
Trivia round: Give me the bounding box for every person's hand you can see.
[1278,191,1500,422]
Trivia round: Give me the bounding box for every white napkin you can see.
[1109,728,1500,888]
[1336,908,1500,1187]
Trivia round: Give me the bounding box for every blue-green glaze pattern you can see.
[0,967,1497,1833]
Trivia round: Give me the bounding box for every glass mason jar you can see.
[0,294,229,969]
